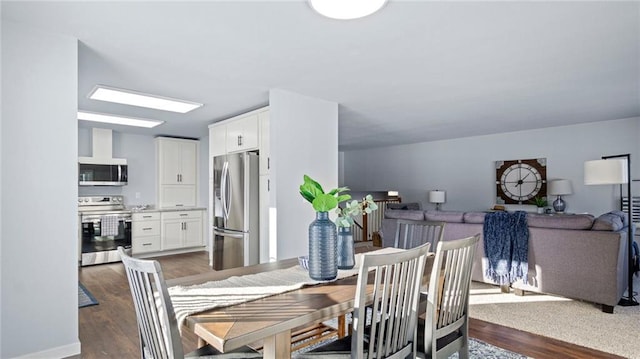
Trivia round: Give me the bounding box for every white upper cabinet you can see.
[157,137,199,208]
[226,113,259,153]
[209,123,226,158]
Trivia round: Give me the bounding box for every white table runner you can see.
[169,247,402,330]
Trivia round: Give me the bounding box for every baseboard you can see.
[13,341,80,359]
[134,246,206,259]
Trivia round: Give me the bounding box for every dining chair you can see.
[393,220,445,250]
[117,247,262,359]
[417,234,480,359]
[297,242,432,359]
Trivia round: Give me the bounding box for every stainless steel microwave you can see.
[78,159,128,186]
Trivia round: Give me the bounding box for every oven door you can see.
[80,213,132,265]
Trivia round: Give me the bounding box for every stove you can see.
[78,196,132,266]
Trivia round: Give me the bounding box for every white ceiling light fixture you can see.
[309,0,387,20]
[78,111,164,128]
[88,85,203,113]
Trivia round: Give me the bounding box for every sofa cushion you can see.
[592,211,625,231]
[384,209,424,221]
[527,213,595,230]
[425,210,464,223]
[463,212,486,224]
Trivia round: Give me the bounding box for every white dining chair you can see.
[417,235,480,359]
[394,220,445,250]
[297,242,432,359]
[117,247,262,359]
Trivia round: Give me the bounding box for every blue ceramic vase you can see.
[308,211,337,280]
[337,226,355,269]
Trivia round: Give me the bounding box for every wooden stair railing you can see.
[351,198,401,244]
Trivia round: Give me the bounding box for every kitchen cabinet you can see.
[157,137,199,208]
[226,113,259,153]
[161,210,203,250]
[132,212,161,254]
[209,123,226,158]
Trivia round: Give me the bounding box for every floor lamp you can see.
[585,154,638,306]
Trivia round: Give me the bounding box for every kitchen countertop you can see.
[129,206,206,213]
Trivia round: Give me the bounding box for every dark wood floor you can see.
[77,251,622,359]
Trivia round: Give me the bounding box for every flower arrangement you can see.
[335,195,378,228]
[299,175,378,227]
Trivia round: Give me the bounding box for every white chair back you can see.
[118,247,184,359]
[352,243,432,358]
[422,235,480,359]
[394,220,445,250]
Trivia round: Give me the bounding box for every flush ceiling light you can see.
[88,85,203,113]
[78,111,164,128]
[309,0,387,20]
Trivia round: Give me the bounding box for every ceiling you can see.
[3,1,639,151]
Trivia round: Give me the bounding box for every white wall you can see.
[1,20,80,358]
[344,117,640,216]
[270,89,338,260]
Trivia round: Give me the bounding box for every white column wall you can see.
[269,89,338,260]
[1,21,80,358]
[343,117,640,216]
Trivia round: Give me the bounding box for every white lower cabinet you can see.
[132,212,161,254]
[161,210,203,250]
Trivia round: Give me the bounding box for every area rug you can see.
[468,276,640,359]
[78,283,98,308]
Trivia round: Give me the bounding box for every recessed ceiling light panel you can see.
[309,0,387,20]
[77,111,164,128]
[88,85,203,113]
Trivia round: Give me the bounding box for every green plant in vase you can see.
[530,196,548,214]
[299,175,350,280]
[334,195,379,269]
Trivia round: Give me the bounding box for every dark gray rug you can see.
[452,338,530,358]
[79,283,98,308]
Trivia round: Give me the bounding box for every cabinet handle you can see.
[177,173,180,182]
[143,227,152,231]
[142,243,152,246]
[267,157,270,170]
[268,179,270,192]
[180,213,188,217]
[175,204,184,207]
[238,135,243,146]
[143,215,152,219]
[184,222,187,230]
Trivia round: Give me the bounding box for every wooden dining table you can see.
[166,246,383,359]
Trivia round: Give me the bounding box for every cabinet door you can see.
[179,141,197,185]
[159,139,181,185]
[161,219,183,250]
[209,124,227,158]
[183,217,203,247]
[227,114,259,153]
[160,185,196,208]
[259,174,271,263]
[259,111,270,175]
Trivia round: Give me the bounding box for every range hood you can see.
[78,128,128,186]
[79,128,127,165]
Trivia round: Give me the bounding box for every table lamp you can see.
[548,179,573,213]
[429,190,445,211]
[584,154,638,307]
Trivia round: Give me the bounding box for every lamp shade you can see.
[428,190,446,204]
[584,159,628,185]
[548,179,573,195]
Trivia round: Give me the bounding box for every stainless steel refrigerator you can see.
[211,151,259,270]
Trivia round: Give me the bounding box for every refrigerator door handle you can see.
[224,161,232,221]
[221,161,229,222]
[213,227,244,239]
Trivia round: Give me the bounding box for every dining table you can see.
[166,245,391,359]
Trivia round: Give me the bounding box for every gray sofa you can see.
[380,209,631,313]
